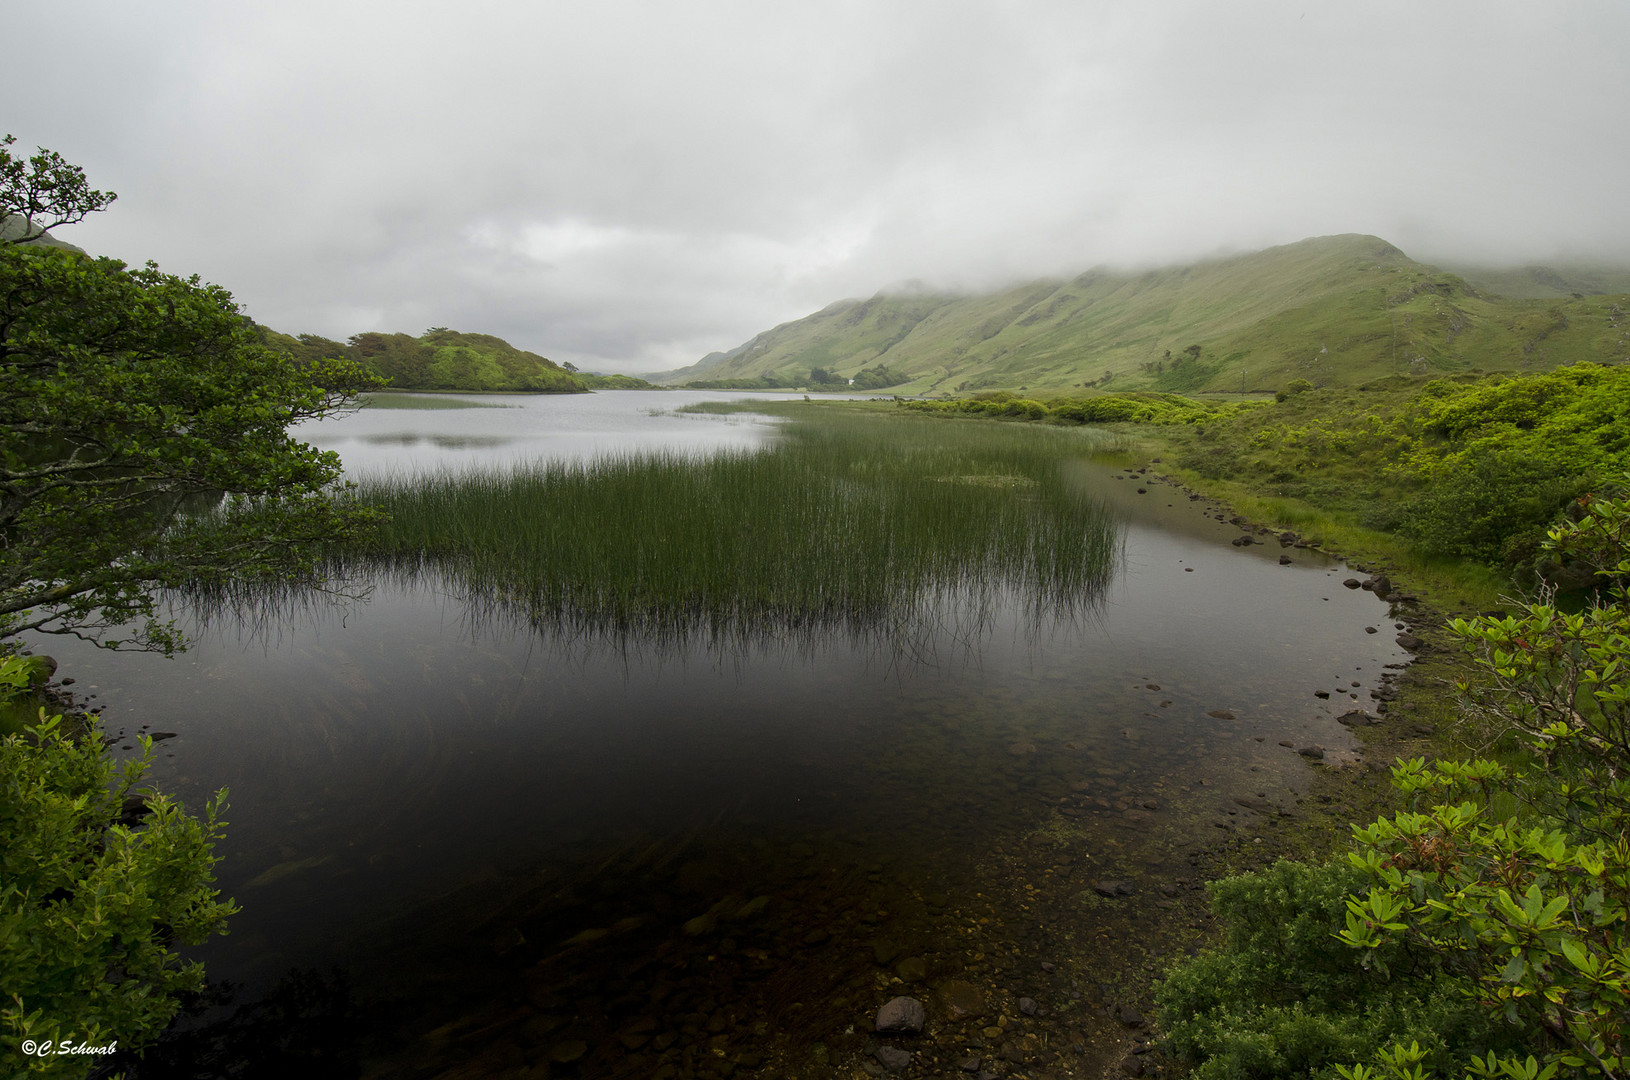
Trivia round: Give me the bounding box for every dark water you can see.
[38,398,1409,1076]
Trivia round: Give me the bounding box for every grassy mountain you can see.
[265,327,595,393]
[668,235,1630,396]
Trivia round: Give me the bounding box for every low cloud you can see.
[10,1,1627,373]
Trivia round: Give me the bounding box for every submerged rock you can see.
[875,996,926,1034]
[730,895,770,921]
[876,1045,912,1071]
[939,980,987,1020]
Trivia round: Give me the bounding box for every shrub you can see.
[1,656,235,1075]
[1393,449,1592,564]
[1157,860,1512,1080]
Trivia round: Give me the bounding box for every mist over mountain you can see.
[664,235,1630,396]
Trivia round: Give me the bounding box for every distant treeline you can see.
[265,327,656,394]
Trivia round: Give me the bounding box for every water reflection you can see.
[80,480,1401,990]
[297,389,810,476]
[355,433,515,449]
[41,399,1416,1075]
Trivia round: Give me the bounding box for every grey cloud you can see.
[7,0,1628,373]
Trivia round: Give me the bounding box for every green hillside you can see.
[1444,261,1630,301]
[668,235,1630,396]
[265,327,595,393]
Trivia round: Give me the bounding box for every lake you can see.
[46,391,1410,1078]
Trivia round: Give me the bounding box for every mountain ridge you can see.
[666,235,1630,395]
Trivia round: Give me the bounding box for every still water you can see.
[49,392,1406,1076]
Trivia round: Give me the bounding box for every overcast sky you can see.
[7,1,1628,373]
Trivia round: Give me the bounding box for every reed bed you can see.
[338,411,1125,648]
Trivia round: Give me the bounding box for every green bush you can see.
[1157,860,1512,1080]
[1161,491,1630,1080]
[900,391,1255,427]
[1392,449,1592,564]
[1,656,235,1076]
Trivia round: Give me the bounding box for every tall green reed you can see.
[338,410,1125,649]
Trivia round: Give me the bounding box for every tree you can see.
[0,135,115,243]
[0,138,380,652]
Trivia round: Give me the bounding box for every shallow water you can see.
[41,394,1410,1076]
[297,389,813,475]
